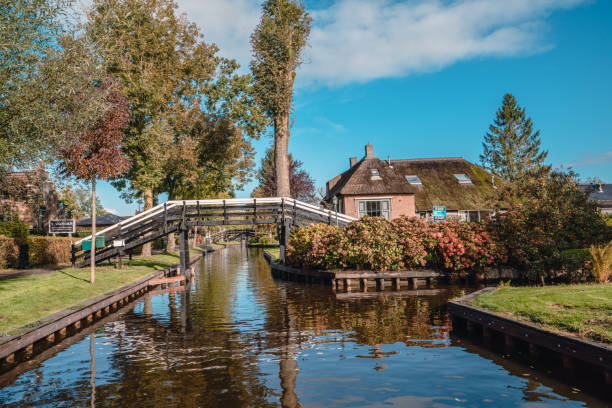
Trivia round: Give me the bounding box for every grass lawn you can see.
[264,248,280,261]
[473,284,612,345]
[0,253,182,336]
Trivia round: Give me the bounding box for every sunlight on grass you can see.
[473,284,612,344]
[0,253,181,336]
[265,248,280,261]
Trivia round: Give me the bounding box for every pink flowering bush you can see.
[286,216,507,273]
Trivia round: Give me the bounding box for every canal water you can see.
[0,246,608,407]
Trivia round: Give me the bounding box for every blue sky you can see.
[96,0,612,215]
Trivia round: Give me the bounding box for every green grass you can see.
[473,284,612,344]
[264,248,280,261]
[0,253,182,336]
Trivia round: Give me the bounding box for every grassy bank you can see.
[473,284,612,344]
[264,248,280,262]
[0,253,182,336]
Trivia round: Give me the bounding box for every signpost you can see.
[432,206,446,222]
[49,219,76,234]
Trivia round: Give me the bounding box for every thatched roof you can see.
[326,147,504,211]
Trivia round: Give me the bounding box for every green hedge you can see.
[0,235,19,269]
[28,236,72,266]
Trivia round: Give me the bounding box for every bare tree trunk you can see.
[274,112,291,198]
[90,178,96,284]
[167,232,176,253]
[141,188,153,257]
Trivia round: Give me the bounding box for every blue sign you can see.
[432,206,446,221]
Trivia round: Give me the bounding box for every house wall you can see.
[342,194,415,220]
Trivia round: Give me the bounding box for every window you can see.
[370,169,382,180]
[358,200,390,219]
[454,173,473,185]
[405,175,422,185]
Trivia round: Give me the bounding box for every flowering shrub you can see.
[287,217,507,273]
[343,217,404,271]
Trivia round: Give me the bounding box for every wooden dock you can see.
[269,262,443,290]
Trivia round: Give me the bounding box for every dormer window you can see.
[370,169,382,180]
[405,175,422,186]
[454,173,473,185]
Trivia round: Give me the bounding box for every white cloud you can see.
[177,0,587,86]
[566,150,612,167]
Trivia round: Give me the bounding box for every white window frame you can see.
[355,197,391,219]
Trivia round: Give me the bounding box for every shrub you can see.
[343,217,404,271]
[287,223,346,270]
[391,217,431,267]
[0,219,29,244]
[0,235,19,269]
[589,242,612,282]
[556,249,592,282]
[28,236,72,266]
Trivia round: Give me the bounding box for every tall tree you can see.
[59,81,130,284]
[252,147,316,203]
[251,0,312,197]
[87,0,265,256]
[0,0,110,168]
[481,93,548,181]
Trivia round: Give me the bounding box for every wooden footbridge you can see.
[72,198,356,273]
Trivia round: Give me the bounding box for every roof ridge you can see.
[390,157,466,163]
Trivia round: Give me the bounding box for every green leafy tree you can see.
[60,184,107,220]
[88,0,265,256]
[481,93,548,181]
[250,0,312,197]
[252,147,316,203]
[0,0,110,168]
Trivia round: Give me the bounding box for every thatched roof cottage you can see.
[324,144,503,222]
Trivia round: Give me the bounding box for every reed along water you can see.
[0,246,608,407]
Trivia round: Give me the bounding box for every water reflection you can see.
[0,246,608,407]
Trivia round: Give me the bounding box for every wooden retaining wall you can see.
[448,288,612,386]
[0,255,202,373]
[269,261,443,290]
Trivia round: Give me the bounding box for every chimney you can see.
[349,157,357,168]
[365,143,374,158]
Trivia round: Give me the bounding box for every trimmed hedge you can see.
[0,235,19,269]
[28,236,72,267]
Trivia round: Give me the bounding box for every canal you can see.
[0,246,608,407]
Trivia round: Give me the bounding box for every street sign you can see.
[432,206,446,221]
[49,219,75,234]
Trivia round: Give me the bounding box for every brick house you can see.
[324,144,503,222]
[0,167,66,231]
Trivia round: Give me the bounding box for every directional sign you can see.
[432,206,446,222]
[49,219,75,234]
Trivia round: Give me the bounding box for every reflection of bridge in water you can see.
[72,198,356,271]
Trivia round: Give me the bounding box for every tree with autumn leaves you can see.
[59,81,130,283]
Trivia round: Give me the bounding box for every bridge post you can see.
[279,221,290,263]
[179,227,190,276]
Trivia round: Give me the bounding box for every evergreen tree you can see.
[481,93,548,181]
[250,0,312,197]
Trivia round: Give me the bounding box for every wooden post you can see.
[253,198,257,225]
[279,221,290,263]
[128,251,133,267]
[179,227,190,276]
[504,334,515,349]
[118,249,123,270]
[71,244,77,268]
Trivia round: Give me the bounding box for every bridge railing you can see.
[72,198,357,267]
